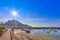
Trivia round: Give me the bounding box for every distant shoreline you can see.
[30,27,60,29]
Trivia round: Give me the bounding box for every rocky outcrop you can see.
[4,20,32,29]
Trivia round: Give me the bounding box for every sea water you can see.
[29,29,60,40]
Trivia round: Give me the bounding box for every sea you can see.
[29,29,60,40]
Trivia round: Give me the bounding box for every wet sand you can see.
[0,29,59,40]
[13,29,58,40]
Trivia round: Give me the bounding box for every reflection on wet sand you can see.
[29,29,60,40]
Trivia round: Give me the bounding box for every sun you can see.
[11,10,18,17]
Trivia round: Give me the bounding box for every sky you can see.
[0,0,60,27]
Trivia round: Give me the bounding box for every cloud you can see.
[0,18,12,23]
[25,18,47,21]
[24,18,60,27]
[4,7,8,10]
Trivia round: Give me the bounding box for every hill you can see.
[4,20,32,29]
